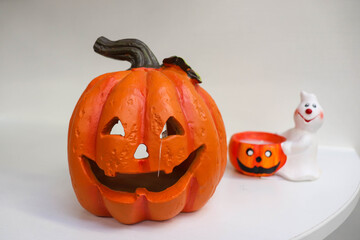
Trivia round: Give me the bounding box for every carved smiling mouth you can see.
[82,145,204,193]
[297,112,318,123]
[237,158,280,174]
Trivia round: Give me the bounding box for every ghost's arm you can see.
[281,135,313,155]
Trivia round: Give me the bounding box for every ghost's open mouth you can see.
[82,145,204,193]
[237,158,280,174]
[298,112,318,123]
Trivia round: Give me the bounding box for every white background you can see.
[1,0,359,239]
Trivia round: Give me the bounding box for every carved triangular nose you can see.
[134,143,149,159]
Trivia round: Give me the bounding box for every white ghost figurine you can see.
[276,91,324,181]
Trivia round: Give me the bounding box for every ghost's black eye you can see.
[160,117,184,139]
[246,148,254,156]
[305,103,309,107]
[265,150,272,158]
[312,104,317,108]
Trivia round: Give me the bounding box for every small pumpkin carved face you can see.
[229,132,286,177]
[68,37,227,224]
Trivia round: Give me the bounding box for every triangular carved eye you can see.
[160,117,184,139]
[103,118,125,136]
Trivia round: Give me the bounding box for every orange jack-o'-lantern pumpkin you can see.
[229,132,286,177]
[68,37,227,224]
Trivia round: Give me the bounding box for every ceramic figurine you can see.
[229,131,287,177]
[68,37,227,224]
[276,91,324,181]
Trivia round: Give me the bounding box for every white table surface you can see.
[1,121,359,240]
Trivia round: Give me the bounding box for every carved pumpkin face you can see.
[229,132,286,177]
[68,37,227,224]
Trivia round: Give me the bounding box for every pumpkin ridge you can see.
[158,69,195,150]
[93,72,133,158]
[80,74,127,158]
[161,68,223,206]
[195,85,227,180]
[157,69,193,144]
[144,70,191,172]
[68,74,126,217]
[183,176,199,211]
[68,73,112,143]
[84,73,113,96]
[96,71,148,175]
[141,70,149,146]
[138,70,150,172]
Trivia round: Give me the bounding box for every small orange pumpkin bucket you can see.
[229,131,286,177]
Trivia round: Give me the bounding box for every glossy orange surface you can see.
[68,63,226,224]
[229,131,286,177]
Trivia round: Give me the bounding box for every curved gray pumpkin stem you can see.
[93,37,160,69]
